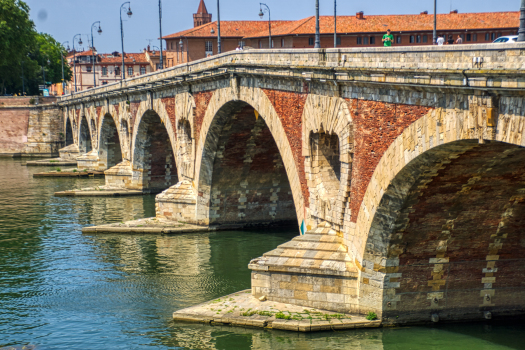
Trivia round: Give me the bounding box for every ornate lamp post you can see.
[120,2,133,80]
[519,0,525,41]
[72,34,82,92]
[90,21,102,88]
[61,41,70,95]
[159,0,164,69]
[258,3,272,48]
[315,0,320,48]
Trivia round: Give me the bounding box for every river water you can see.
[0,158,524,350]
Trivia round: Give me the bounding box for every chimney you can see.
[147,45,151,52]
[356,11,364,19]
[450,9,458,14]
[420,11,428,15]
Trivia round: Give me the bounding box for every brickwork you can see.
[0,108,29,155]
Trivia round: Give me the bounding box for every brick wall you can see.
[208,105,296,227]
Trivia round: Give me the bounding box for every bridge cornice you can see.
[59,44,525,106]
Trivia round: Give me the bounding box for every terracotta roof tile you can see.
[163,20,294,39]
[247,12,518,38]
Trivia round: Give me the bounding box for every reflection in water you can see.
[1,159,525,349]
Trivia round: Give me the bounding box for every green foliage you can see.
[55,167,61,172]
[366,312,377,320]
[0,0,71,95]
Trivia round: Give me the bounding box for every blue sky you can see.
[25,0,519,53]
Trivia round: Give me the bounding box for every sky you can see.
[25,0,519,53]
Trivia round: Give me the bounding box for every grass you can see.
[73,169,77,172]
[55,167,61,172]
[49,160,58,163]
[366,312,377,321]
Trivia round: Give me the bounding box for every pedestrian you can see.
[447,35,454,45]
[455,35,463,44]
[382,29,394,47]
[436,35,445,46]
[236,45,241,51]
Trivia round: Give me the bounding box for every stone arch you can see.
[79,116,92,154]
[98,113,123,169]
[194,86,305,227]
[131,109,178,192]
[65,117,74,146]
[301,94,354,230]
[354,95,525,321]
[196,99,297,228]
[90,118,98,149]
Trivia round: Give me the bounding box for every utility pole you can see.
[315,0,320,48]
[519,0,525,41]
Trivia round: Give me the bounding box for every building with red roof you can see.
[163,1,518,66]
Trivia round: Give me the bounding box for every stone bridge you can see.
[59,44,525,324]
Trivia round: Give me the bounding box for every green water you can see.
[0,158,524,350]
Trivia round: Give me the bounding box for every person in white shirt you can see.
[436,35,445,46]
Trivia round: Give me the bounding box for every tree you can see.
[0,0,70,95]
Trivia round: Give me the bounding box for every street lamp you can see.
[334,0,337,48]
[91,21,102,88]
[519,0,525,41]
[433,0,437,44]
[258,3,272,49]
[217,0,222,54]
[73,34,82,92]
[42,58,50,90]
[120,2,133,81]
[315,0,320,48]
[179,38,184,63]
[158,0,164,69]
[61,41,69,95]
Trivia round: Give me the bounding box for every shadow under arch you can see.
[65,117,74,146]
[360,139,525,322]
[196,100,297,229]
[131,109,178,192]
[79,116,92,154]
[98,113,123,169]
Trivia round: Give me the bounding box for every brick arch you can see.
[194,87,305,227]
[353,102,525,319]
[131,109,178,192]
[301,94,354,230]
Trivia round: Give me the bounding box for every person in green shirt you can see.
[382,29,394,47]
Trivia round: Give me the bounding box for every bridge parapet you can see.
[60,43,525,105]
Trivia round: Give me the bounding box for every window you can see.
[396,36,402,44]
[410,35,415,43]
[281,38,285,47]
[115,67,120,76]
[423,35,428,43]
[357,37,362,45]
[416,35,421,43]
[370,36,375,44]
[205,41,213,52]
[363,37,369,45]
[272,40,274,48]
[140,66,146,75]
[128,66,133,76]
[102,81,108,85]
[485,33,490,41]
[102,66,107,76]
[309,37,314,46]
[473,34,477,42]
[491,33,496,40]
[336,37,341,46]
[466,34,471,42]
[156,63,162,70]
[86,66,92,72]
